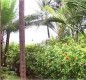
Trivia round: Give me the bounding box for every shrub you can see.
[6,38,86,79]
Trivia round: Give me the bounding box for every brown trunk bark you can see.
[0,0,2,79]
[1,32,3,66]
[76,30,79,42]
[58,26,65,40]
[19,0,26,80]
[4,31,10,66]
[0,39,1,79]
[71,29,75,39]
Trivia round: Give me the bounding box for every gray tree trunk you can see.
[4,31,10,66]
[0,0,2,79]
[19,0,26,80]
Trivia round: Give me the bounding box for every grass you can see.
[3,74,32,80]
[3,74,19,80]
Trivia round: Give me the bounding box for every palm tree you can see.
[1,0,37,66]
[19,0,26,80]
[42,0,86,40]
[60,0,86,41]
[23,0,86,41]
[1,0,16,66]
[38,0,56,38]
[2,12,41,66]
[12,0,62,40]
[25,0,62,39]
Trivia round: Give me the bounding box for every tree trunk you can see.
[0,0,2,79]
[71,29,75,39]
[47,26,50,38]
[58,26,65,40]
[4,31,10,66]
[0,0,1,77]
[76,30,79,42]
[1,32,3,66]
[19,0,26,80]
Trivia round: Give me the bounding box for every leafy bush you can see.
[6,38,86,79]
[6,43,19,72]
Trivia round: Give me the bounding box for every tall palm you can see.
[3,14,42,66]
[1,0,16,27]
[59,0,86,40]
[43,0,86,40]
[38,0,57,38]
[12,0,62,39]
[25,0,62,38]
[1,0,16,66]
[19,0,26,80]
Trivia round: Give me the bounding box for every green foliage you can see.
[6,43,19,69]
[1,67,17,79]
[44,5,56,16]
[43,0,86,40]
[6,38,86,79]
[3,73,19,80]
[1,0,16,27]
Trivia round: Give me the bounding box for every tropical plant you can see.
[60,0,86,40]
[25,0,63,38]
[1,0,40,66]
[1,0,16,66]
[12,0,64,40]
[43,0,86,40]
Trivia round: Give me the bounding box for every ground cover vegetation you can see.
[0,0,86,79]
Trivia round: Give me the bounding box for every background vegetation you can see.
[0,0,86,79]
[4,36,86,79]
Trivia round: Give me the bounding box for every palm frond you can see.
[1,0,16,27]
[44,17,66,24]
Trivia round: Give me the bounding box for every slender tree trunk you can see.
[47,26,50,38]
[1,32,3,66]
[19,0,26,80]
[71,29,75,39]
[0,0,2,79]
[76,30,79,42]
[4,31,10,66]
[58,26,65,40]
